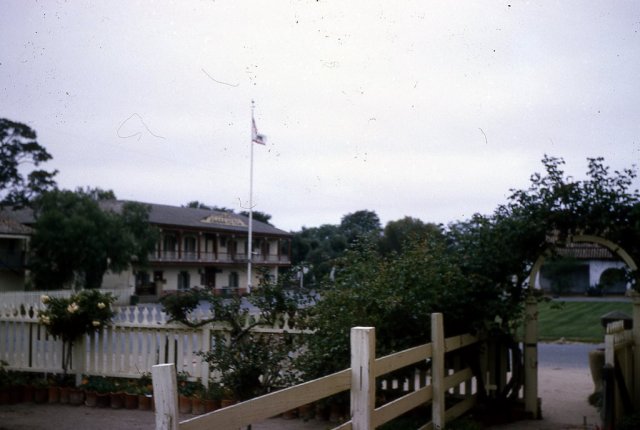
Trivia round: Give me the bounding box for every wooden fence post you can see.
[351,327,375,430]
[523,295,539,418]
[432,313,445,429]
[152,363,179,430]
[632,292,640,409]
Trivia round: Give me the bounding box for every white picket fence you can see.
[153,313,485,430]
[0,303,304,384]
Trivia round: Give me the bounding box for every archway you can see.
[528,235,638,294]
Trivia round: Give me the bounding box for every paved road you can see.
[539,342,602,369]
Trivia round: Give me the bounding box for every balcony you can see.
[0,252,27,270]
[149,251,290,265]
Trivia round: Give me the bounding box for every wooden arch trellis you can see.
[522,234,638,419]
[528,234,639,290]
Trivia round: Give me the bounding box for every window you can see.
[163,234,177,257]
[184,236,196,252]
[178,271,190,290]
[135,271,151,287]
[228,272,239,288]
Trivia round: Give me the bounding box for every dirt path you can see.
[0,364,600,430]
[0,402,330,430]
[488,366,600,429]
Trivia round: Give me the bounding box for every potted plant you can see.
[177,372,195,414]
[203,381,222,413]
[124,380,139,409]
[33,378,49,404]
[47,376,60,403]
[137,373,153,411]
[46,373,72,404]
[109,378,125,409]
[190,383,206,415]
[82,376,113,407]
[219,384,236,408]
[0,360,8,405]
[38,290,115,377]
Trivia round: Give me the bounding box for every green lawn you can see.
[536,300,633,342]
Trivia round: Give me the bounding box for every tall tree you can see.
[379,216,443,255]
[29,189,159,289]
[340,210,381,243]
[240,210,273,225]
[0,119,57,207]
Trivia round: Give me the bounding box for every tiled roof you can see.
[101,201,291,236]
[0,216,33,236]
[1,201,291,237]
[556,242,616,260]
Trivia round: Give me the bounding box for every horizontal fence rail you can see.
[153,313,492,430]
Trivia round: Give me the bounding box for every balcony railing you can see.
[149,251,290,265]
[0,253,27,270]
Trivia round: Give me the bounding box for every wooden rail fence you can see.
[152,313,505,430]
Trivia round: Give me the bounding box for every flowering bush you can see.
[38,289,116,373]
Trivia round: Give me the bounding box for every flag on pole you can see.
[252,117,266,145]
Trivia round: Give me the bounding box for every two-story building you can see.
[0,201,292,302]
[0,217,32,291]
[101,201,292,301]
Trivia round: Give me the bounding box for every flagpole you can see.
[247,101,255,294]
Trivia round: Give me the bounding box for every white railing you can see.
[153,313,483,430]
[0,288,132,308]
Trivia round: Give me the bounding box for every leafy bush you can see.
[38,290,115,373]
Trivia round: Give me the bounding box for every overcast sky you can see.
[2,1,639,231]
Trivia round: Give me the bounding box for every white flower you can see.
[40,315,51,325]
[92,320,101,327]
[97,302,106,309]
[41,295,50,304]
[67,302,79,314]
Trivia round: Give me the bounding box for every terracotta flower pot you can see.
[124,393,139,409]
[0,388,9,405]
[69,388,84,406]
[220,398,236,408]
[69,388,84,405]
[34,387,48,404]
[48,386,60,403]
[59,386,70,404]
[178,394,192,414]
[203,399,220,413]
[96,392,110,408]
[110,392,124,409]
[138,394,152,411]
[191,397,205,415]
[19,385,36,404]
[84,390,98,407]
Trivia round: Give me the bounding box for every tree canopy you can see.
[29,189,159,289]
[0,118,57,208]
[298,155,640,380]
